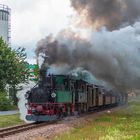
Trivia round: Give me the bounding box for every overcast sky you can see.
[0,0,73,63]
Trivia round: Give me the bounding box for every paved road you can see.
[0,110,19,116]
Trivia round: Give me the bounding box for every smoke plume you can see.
[36,23,140,91]
[71,0,140,30]
[35,0,140,92]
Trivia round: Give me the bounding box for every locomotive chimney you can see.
[38,54,49,85]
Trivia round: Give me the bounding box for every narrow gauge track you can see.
[0,121,57,138]
[0,106,122,138]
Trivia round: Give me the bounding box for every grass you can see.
[53,101,140,140]
[0,114,24,128]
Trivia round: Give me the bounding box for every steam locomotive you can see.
[25,66,121,122]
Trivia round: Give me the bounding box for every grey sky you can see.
[0,0,73,63]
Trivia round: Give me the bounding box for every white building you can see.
[0,4,11,44]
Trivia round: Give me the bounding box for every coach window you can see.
[82,85,85,92]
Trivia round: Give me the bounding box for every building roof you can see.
[0,4,11,13]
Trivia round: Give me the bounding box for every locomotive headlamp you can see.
[51,92,56,98]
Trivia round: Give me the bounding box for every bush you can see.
[0,93,12,111]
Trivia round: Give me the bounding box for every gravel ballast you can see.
[3,107,121,140]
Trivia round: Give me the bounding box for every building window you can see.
[0,11,8,21]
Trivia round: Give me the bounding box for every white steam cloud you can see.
[17,82,36,122]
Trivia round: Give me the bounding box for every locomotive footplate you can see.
[26,115,58,122]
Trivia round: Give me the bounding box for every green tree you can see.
[0,37,15,91]
[8,47,29,85]
[0,37,29,105]
[0,92,12,111]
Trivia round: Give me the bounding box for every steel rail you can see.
[0,121,57,138]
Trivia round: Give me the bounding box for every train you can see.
[25,67,122,122]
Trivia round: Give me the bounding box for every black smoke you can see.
[35,0,140,92]
[36,26,140,91]
[71,0,140,30]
